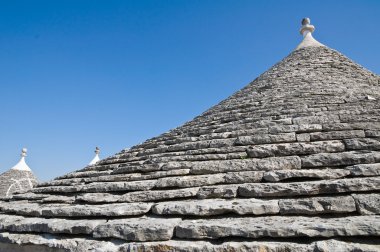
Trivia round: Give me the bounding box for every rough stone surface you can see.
[234,133,296,145]
[309,130,365,141]
[0,214,104,235]
[40,202,153,217]
[246,140,345,158]
[352,193,380,215]
[189,156,302,174]
[344,138,380,151]
[0,170,38,197]
[1,34,380,250]
[75,193,119,203]
[263,168,350,182]
[301,151,380,168]
[119,187,199,202]
[93,217,181,241]
[279,196,357,215]
[197,185,238,199]
[155,174,225,188]
[121,240,313,252]
[176,216,380,239]
[347,163,380,176]
[238,177,380,197]
[153,198,279,216]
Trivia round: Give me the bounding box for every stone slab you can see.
[352,193,380,215]
[93,217,181,241]
[175,215,380,239]
[153,198,279,216]
[279,196,356,215]
[246,140,345,158]
[238,177,380,197]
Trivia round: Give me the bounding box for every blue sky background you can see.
[0,0,379,181]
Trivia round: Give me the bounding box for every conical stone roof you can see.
[0,19,379,252]
[0,148,38,198]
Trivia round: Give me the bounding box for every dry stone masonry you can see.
[0,18,379,251]
[0,149,38,198]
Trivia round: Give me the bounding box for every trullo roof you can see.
[0,148,38,198]
[0,18,379,252]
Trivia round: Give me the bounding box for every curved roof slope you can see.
[1,21,380,251]
[0,149,38,198]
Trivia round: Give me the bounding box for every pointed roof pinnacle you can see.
[11,148,32,172]
[89,147,101,165]
[295,17,324,50]
[300,18,315,36]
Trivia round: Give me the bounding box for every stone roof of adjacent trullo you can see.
[0,18,379,252]
[0,148,38,198]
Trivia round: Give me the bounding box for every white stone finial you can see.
[21,148,27,157]
[300,17,315,36]
[89,147,101,165]
[295,17,324,50]
[11,148,32,171]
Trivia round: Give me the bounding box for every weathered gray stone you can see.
[323,122,380,131]
[347,163,380,177]
[144,168,191,179]
[0,214,104,235]
[238,177,380,197]
[298,124,323,133]
[37,178,84,187]
[82,180,156,193]
[309,130,365,141]
[119,187,199,202]
[313,239,380,252]
[224,171,264,183]
[32,185,83,194]
[1,32,380,251]
[352,193,380,215]
[197,185,238,199]
[56,170,113,179]
[190,156,301,174]
[121,240,314,252]
[175,215,380,239]
[0,232,119,252]
[339,114,380,123]
[93,217,181,241]
[0,202,42,216]
[75,193,119,203]
[246,140,345,158]
[0,169,38,197]
[263,168,350,182]
[40,202,152,217]
[155,174,225,188]
[365,130,380,137]
[153,198,279,216]
[279,196,356,215]
[41,195,75,203]
[268,125,299,134]
[293,115,340,125]
[296,133,310,142]
[344,138,380,150]
[234,133,296,145]
[113,163,162,174]
[301,151,380,168]
[10,193,48,201]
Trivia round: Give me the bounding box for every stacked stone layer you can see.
[0,46,379,251]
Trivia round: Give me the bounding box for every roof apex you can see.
[88,147,101,165]
[295,18,325,50]
[10,148,32,172]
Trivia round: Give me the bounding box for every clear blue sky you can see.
[0,0,379,181]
